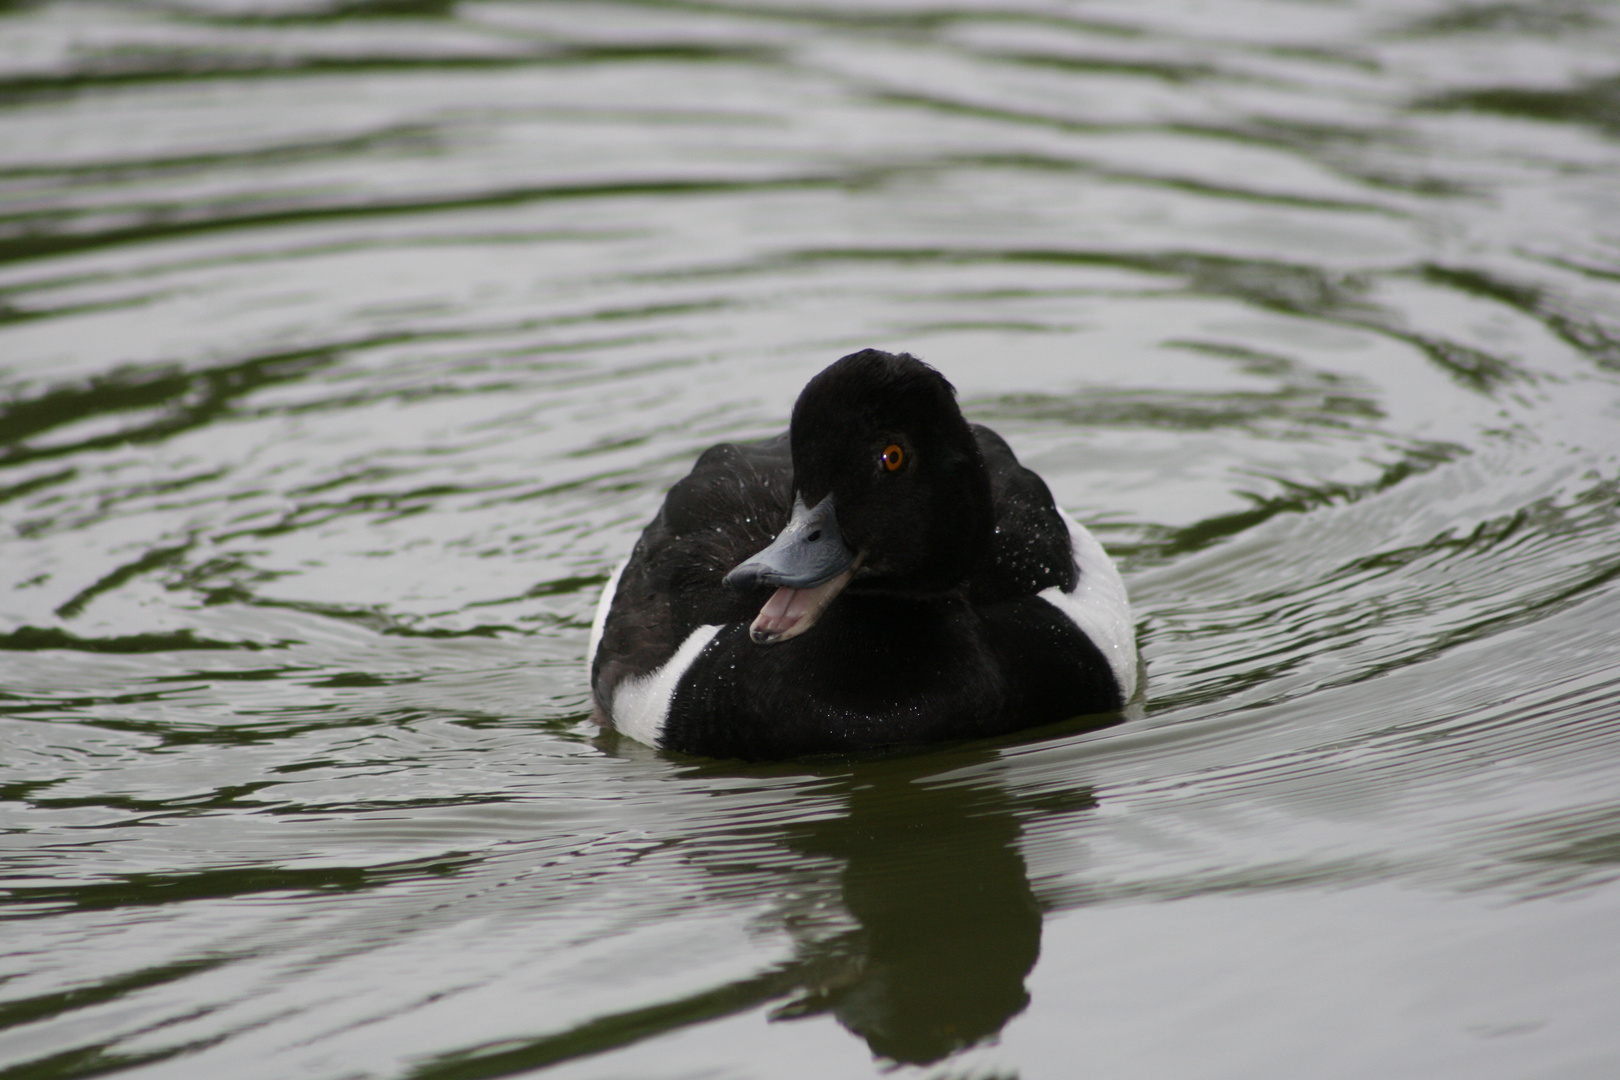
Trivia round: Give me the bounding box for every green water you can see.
[2,1,1619,1077]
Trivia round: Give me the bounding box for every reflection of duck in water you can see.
[769,759,1086,1065]
[588,349,1138,760]
[406,752,1102,1076]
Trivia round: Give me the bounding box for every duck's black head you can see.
[725,350,994,642]
[794,349,993,592]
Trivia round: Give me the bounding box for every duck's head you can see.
[724,349,994,644]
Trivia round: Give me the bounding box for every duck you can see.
[586,348,1138,760]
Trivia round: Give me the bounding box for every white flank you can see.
[611,623,723,749]
[1039,511,1139,703]
[585,558,629,673]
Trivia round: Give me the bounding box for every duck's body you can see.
[588,350,1137,760]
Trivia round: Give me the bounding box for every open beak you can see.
[723,492,858,644]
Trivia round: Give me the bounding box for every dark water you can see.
[3,1,1620,1076]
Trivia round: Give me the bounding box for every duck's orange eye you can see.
[881,444,904,472]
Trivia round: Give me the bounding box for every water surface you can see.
[3,1,1619,1077]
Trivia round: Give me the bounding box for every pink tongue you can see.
[748,566,856,644]
[752,586,814,638]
